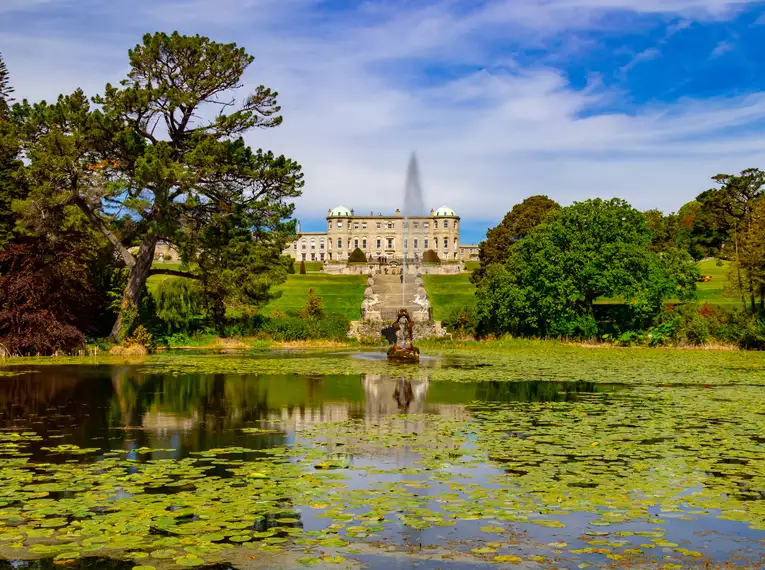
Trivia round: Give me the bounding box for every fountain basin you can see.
[387,344,420,363]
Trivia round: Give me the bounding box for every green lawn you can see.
[293,261,324,273]
[422,274,477,321]
[261,274,366,320]
[696,259,740,309]
[146,263,185,295]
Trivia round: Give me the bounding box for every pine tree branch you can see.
[72,195,136,268]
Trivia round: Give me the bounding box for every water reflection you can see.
[0,366,622,459]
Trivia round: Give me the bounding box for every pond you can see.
[1,347,765,569]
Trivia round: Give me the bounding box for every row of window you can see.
[294,237,458,251]
[299,251,463,261]
[329,220,456,231]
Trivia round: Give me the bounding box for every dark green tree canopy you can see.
[422,249,440,263]
[348,248,367,263]
[644,209,679,253]
[476,198,698,337]
[15,32,303,338]
[472,195,559,283]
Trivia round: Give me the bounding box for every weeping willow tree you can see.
[154,278,204,332]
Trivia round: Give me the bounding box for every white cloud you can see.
[710,40,736,57]
[1,0,763,233]
[620,48,662,73]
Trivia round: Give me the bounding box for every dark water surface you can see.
[0,351,764,569]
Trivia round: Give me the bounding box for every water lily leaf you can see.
[150,549,177,559]
[174,555,205,567]
[494,555,522,563]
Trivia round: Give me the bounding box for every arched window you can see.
[320,238,325,250]
[310,238,316,250]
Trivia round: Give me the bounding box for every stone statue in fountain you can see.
[386,309,420,363]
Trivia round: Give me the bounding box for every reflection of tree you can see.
[0,367,114,448]
[473,380,620,404]
[109,370,286,456]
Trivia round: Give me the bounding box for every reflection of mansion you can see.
[284,206,479,265]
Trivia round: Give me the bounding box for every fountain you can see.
[385,153,427,362]
[386,308,420,363]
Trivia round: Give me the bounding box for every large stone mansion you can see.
[284,206,479,264]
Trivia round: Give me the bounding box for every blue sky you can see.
[3,0,765,244]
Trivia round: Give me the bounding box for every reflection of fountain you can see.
[386,309,420,362]
[362,374,430,421]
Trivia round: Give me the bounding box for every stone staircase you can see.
[370,275,422,321]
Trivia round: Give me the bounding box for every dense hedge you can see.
[348,248,367,263]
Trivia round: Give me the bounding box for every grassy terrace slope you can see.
[422,274,477,321]
[696,259,738,309]
[261,274,366,320]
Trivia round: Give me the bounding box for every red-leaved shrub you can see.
[0,239,97,354]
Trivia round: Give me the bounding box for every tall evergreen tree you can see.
[0,52,13,108]
[0,52,22,247]
[16,32,303,339]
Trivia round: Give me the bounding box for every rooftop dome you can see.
[433,206,456,217]
[329,205,352,217]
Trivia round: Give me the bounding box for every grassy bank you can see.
[261,274,366,320]
[422,274,477,321]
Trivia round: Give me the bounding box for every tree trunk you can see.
[749,273,757,316]
[109,235,158,340]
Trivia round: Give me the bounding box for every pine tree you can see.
[0,53,13,107]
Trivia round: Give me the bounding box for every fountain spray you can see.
[402,152,425,307]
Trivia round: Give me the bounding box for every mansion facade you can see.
[285,206,479,264]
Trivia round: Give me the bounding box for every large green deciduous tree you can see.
[472,195,559,283]
[643,208,679,253]
[15,33,303,339]
[476,198,698,338]
[674,200,726,260]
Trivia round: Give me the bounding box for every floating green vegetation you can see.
[3,381,763,568]
[6,344,765,386]
[3,349,765,568]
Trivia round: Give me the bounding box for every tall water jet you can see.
[402,153,425,307]
[403,152,425,217]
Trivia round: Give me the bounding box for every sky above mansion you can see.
[3,0,765,244]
